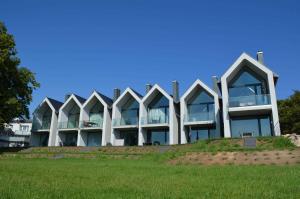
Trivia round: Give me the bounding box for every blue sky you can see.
[1,0,300,115]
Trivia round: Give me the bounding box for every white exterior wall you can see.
[78,91,112,146]
[111,88,141,146]
[30,98,59,147]
[55,95,83,146]
[138,85,179,146]
[180,80,221,144]
[221,53,281,137]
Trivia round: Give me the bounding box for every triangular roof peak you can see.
[221,52,277,81]
[59,94,84,112]
[142,84,173,103]
[83,90,113,108]
[181,79,218,101]
[113,87,142,106]
[33,97,56,114]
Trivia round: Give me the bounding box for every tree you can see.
[278,90,300,134]
[0,21,40,127]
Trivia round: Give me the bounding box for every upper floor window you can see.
[187,89,214,121]
[147,93,169,124]
[68,104,80,128]
[228,67,268,98]
[121,97,139,124]
[89,102,104,122]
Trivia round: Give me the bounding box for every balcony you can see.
[184,111,215,123]
[229,94,271,108]
[113,117,138,127]
[140,115,169,125]
[32,121,51,131]
[58,121,79,129]
[80,119,103,128]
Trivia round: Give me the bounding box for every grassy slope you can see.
[0,137,299,199]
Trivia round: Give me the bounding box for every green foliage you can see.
[278,90,300,134]
[272,136,295,149]
[0,21,39,125]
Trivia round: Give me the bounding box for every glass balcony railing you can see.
[58,121,79,129]
[140,115,169,125]
[183,112,215,123]
[113,117,138,127]
[32,121,51,131]
[80,119,103,128]
[229,94,271,108]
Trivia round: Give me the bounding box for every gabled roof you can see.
[181,79,218,101]
[113,87,142,106]
[130,88,143,99]
[73,94,86,104]
[47,97,63,112]
[83,90,113,108]
[60,94,84,112]
[96,91,113,106]
[142,84,173,103]
[221,52,278,82]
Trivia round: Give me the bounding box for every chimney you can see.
[257,51,264,64]
[146,84,152,94]
[65,93,71,102]
[172,80,179,103]
[113,88,121,102]
[212,76,219,95]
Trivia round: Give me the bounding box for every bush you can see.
[272,137,295,149]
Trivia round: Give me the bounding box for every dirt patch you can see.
[169,148,300,165]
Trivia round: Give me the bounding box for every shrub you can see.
[272,137,295,149]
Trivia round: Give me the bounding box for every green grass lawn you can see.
[0,137,299,199]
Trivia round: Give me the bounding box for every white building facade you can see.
[139,84,180,145]
[220,52,280,138]
[31,98,62,146]
[31,51,281,147]
[180,79,221,144]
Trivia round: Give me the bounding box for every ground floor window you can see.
[230,115,272,137]
[147,130,169,145]
[87,132,102,147]
[37,133,49,146]
[119,130,138,146]
[188,128,216,143]
[64,133,78,146]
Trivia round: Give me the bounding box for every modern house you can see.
[55,94,86,146]
[111,88,143,146]
[139,82,180,145]
[78,91,113,147]
[220,52,280,138]
[30,51,281,147]
[31,98,63,146]
[180,79,221,144]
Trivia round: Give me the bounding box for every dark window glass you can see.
[231,116,272,137]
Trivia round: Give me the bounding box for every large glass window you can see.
[228,67,270,107]
[88,102,104,127]
[87,132,102,147]
[147,93,169,124]
[64,133,78,146]
[187,89,214,121]
[68,104,80,128]
[119,130,138,146]
[231,116,272,137]
[42,110,51,129]
[121,97,139,125]
[147,130,169,145]
[189,128,216,143]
